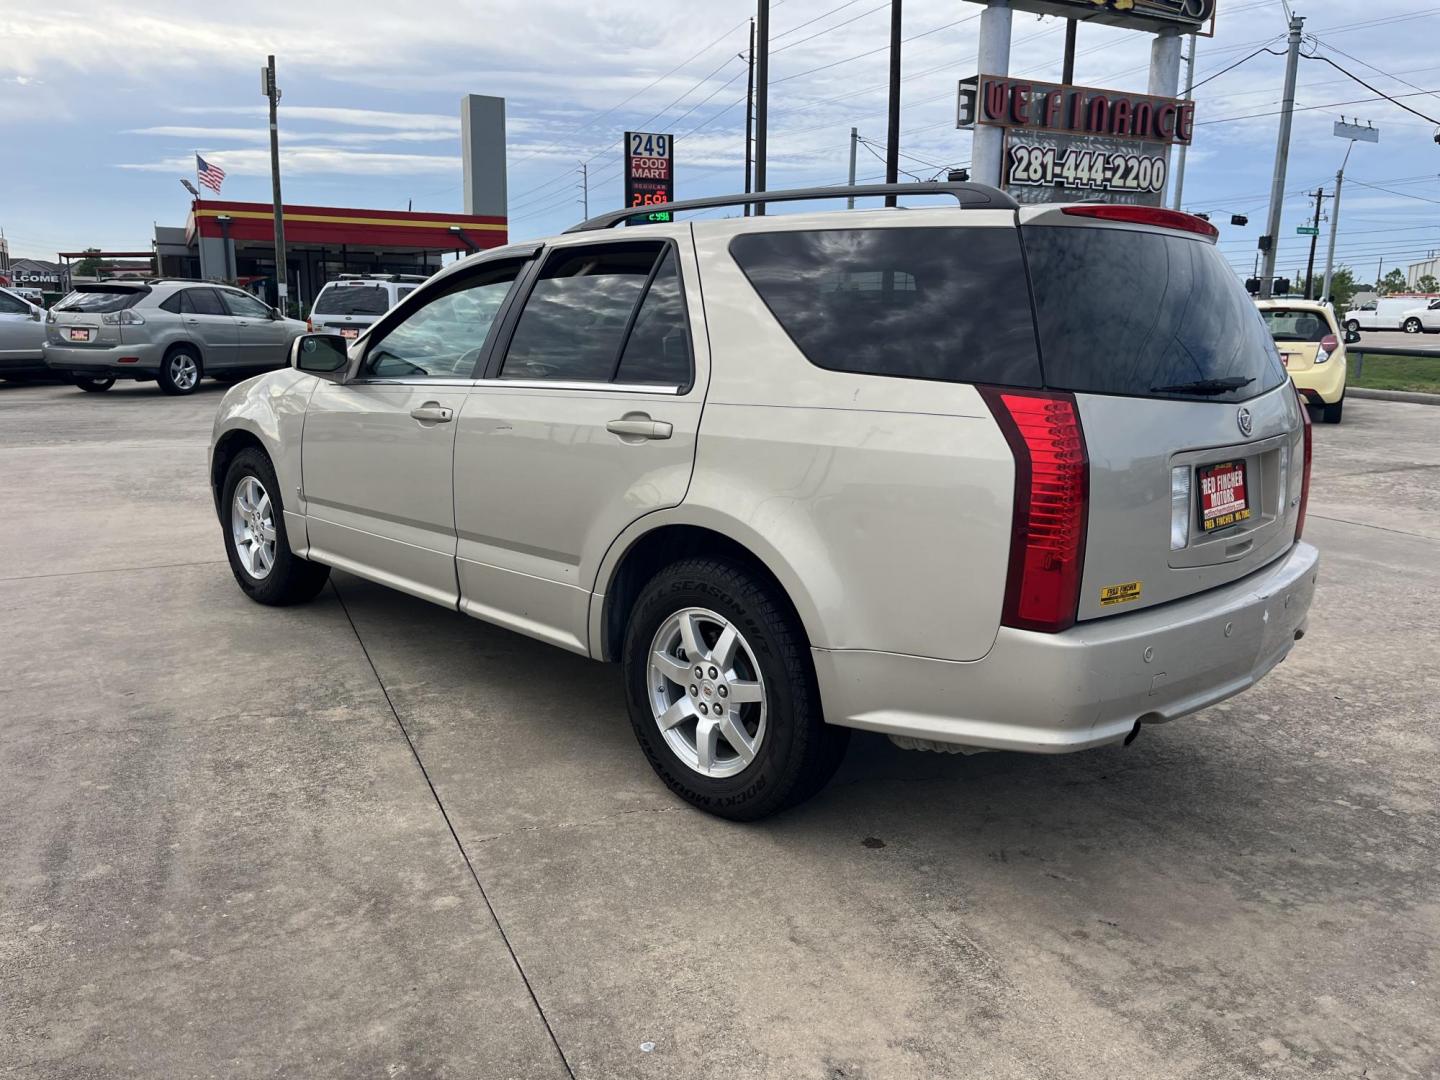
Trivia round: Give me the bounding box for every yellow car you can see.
[1256,299,1351,423]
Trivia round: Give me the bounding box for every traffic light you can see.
[1231,214,1249,226]
[947,168,970,182]
[1259,235,1273,252]
[1245,278,1261,295]
[1274,278,1291,296]
[1195,212,1211,221]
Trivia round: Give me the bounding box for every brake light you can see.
[1315,333,1336,363]
[1060,203,1219,239]
[306,317,314,332]
[1295,389,1313,541]
[980,388,1089,633]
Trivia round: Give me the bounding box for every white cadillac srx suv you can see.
[209,183,1319,820]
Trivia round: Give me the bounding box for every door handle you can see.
[410,403,454,423]
[606,416,673,440]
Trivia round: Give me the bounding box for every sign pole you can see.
[744,18,755,215]
[1321,170,1347,303]
[1258,15,1304,299]
[1170,33,1196,210]
[1322,124,1376,302]
[847,127,858,208]
[1061,19,1077,85]
[972,0,1013,189]
[264,56,288,313]
[754,0,770,214]
[884,0,902,207]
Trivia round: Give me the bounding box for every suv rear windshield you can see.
[54,288,148,314]
[1023,225,1286,403]
[1260,308,1331,342]
[729,227,1042,387]
[313,284,390,316]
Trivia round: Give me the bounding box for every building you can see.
[153,199,507,312]
[7,258,71,295]
[1407,255,1440,288]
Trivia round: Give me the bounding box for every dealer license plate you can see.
[67,328,92,342]
[1197,460,1252,533]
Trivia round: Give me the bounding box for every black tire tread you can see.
[222,447,330,606]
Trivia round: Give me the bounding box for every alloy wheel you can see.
[230,475,276,580]
[647,607,767,779]
[170,353,199,390]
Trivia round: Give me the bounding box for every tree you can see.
[73,248,103,276]
[1327,266,1360,311]
[1379,268,1408,295]
[1417,274,1439,294]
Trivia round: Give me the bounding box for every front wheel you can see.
[158,347,202,395]
[622,557,848,820]
[221,447,330,605]
[1403,318,1423,334]
[73,376,115,393]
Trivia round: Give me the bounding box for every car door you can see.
[176,288,238,367]
[0,289,42,360]
[452,232,707,654]
[300,257,530,607]
[220,288,288,368]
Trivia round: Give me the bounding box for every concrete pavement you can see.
[2,379,1437,1078]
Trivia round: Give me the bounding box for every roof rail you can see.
[566,181,1018,232]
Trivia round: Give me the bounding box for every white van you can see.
[1342,295,1440,333]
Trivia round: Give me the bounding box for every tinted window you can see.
[501,243,663,382]
[1260,308,1330,342]
[1025,226,1285,403]
[398,286,418,301]
[362,261,521,379]
[55,288,147,314]
[614,249,691,386]
[313,284,390,315]
[729,228,1041,386]
[221,290,272,319]
[159,292,184,314]
[0,290,28,315]
[181,289,226,316]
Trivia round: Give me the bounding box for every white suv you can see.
[308,274,425,342]
[209,184,1319,820]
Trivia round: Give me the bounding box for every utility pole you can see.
[262,56,288,313]
[847,127,859,208]
[744,18,755,215]
[1303,187,1325,299]
[754,0,770,214]
[1061,19,1077,84]
[1376,255,1385,295]
[884,0,903,207]
[579,162,588,218]
[1171,33,1197,211]
[1258,16,1304,299]
[1320,171,1346,303]
[1322,122,1378,302]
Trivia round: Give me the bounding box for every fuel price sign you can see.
[624,131,674,224]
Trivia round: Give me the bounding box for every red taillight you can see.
[1296,389,1313,541]
[1060,203,1219,239]
[1319,333,1338,354]
[980,388,1089,633]
[306,317,314,332]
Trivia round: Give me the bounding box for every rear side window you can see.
[0,290,29,315]
[1024,225,1286,403]
[729,227,1042,387]
[313,284,390,315]
[55,288,148,314]
[614,249,691,386]
[501,242,677,383]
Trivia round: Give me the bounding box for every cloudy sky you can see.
[1,0,1436,283]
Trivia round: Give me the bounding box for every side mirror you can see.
[290,333,349,376]
[270,306,283,321]
[1343,328,1361,345]
[30,308,43,322]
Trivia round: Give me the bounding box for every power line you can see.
[1300,49,1440,125]
[1308,39,1440,110]
[1191,45,1285,90]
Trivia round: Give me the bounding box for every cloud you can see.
[115,146,460,176]
[126,124,457,145]
[172,104,461,133]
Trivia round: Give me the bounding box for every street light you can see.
[1320,118,1379,304]
[179,178,200,199]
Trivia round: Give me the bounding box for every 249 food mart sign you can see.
[624,131,674,224]
[958,75,1195,206]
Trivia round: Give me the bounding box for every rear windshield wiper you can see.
[1149,376,1255,396]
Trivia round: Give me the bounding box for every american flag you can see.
[196,154,226,194]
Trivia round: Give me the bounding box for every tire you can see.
[1322,397,1344,424]
[1403,318,1423,334]
[621,557,848,821]
[221,447,330,605]
[157,346,203,395]
[73,376,115,392]
[1343,320,1360,334]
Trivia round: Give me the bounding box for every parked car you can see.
[0,286,49,381]
[12,286,47,307]
[1341,294,1439,333]
[307,274,425,342]
[209,184,1318,820]
[1398,297,1440,334]
[1256,299,1351,423]
[44,281,307,394]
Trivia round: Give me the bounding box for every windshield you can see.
[54,288,147,314]
[1023,225,1287,404]
[1260,308,1330,342]
[313,284,390,315]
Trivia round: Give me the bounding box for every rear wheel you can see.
[622,557,848,820]
[1322,396,1344,424]
[73,376,115,393]
[158,347,202,395]
[221,447,329,605]
[1403,317,1423,334]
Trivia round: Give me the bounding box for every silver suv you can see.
[45,280,307,394]
[209,183,1319,819]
